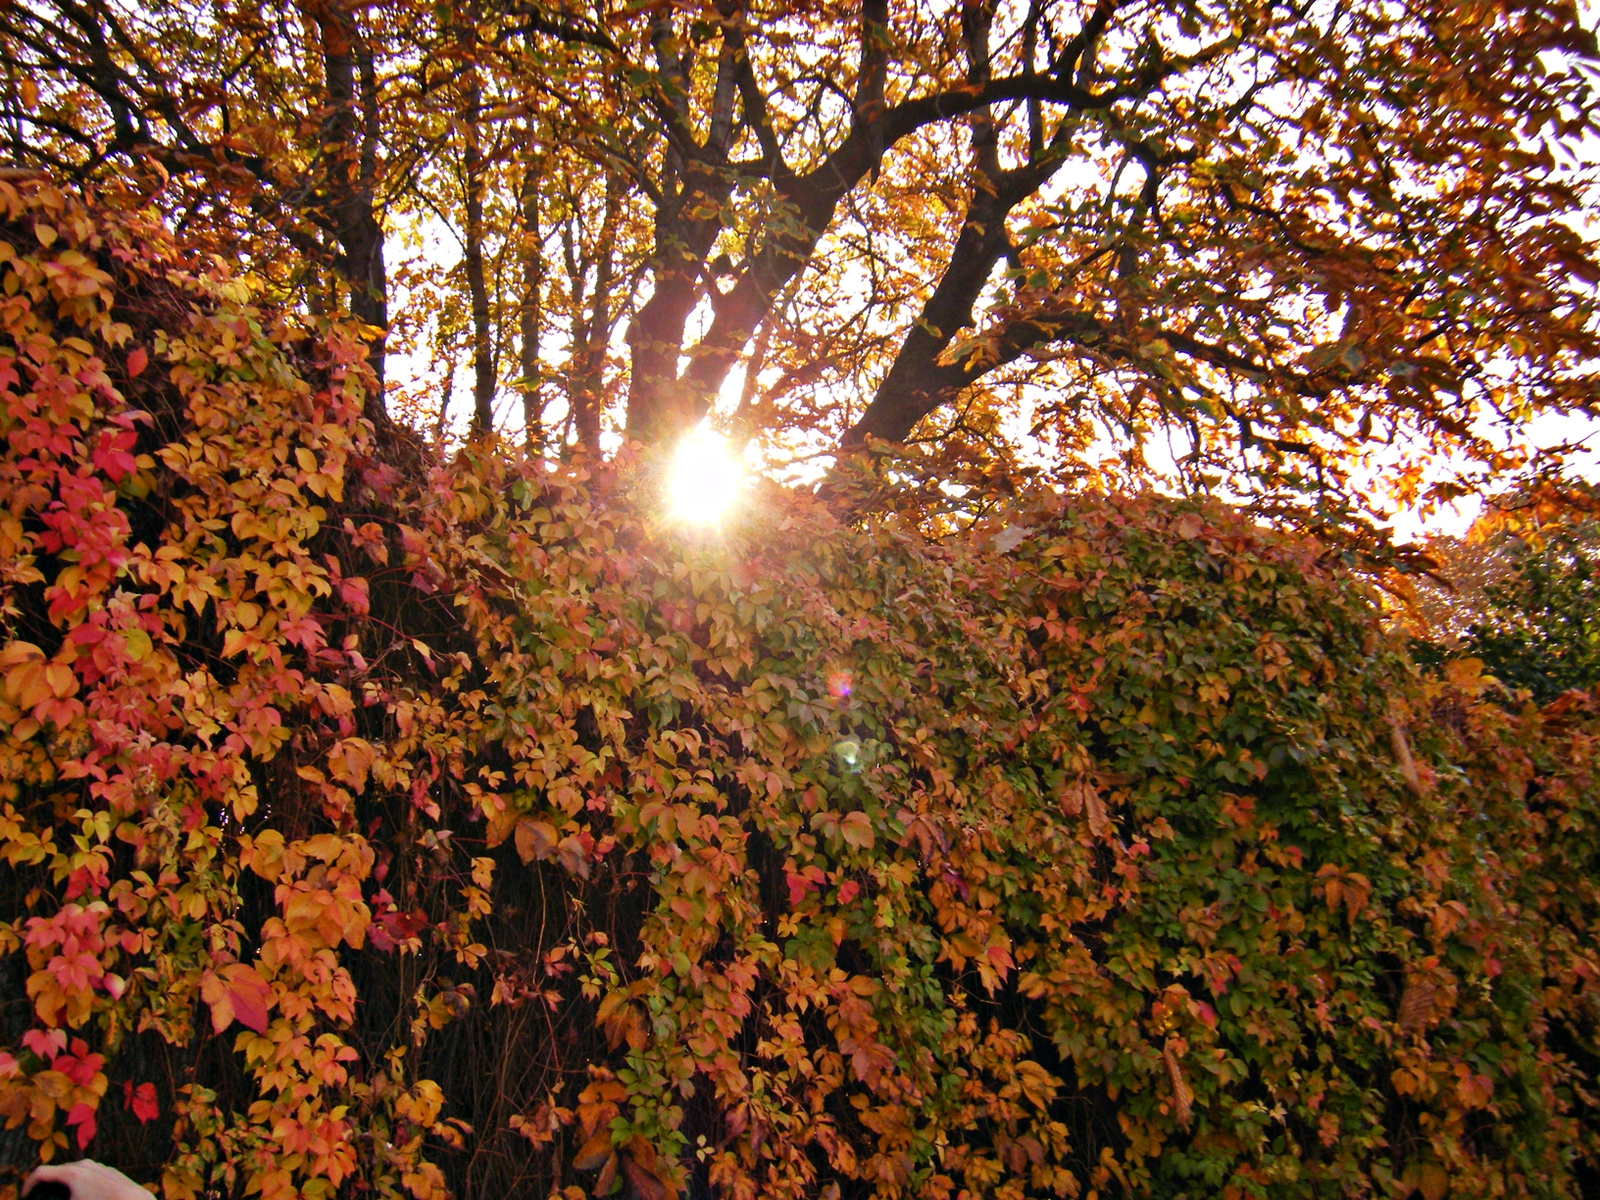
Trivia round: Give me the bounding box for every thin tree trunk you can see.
[460,16,495,438]
[519,157,544,450]
[572,180,624,454]
[435,354,457,444]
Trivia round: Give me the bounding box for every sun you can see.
[666,426,743,526]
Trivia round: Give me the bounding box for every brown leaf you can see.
[622,1152,667,1200]
[1388,720,1429,797]
[594,1152,619,1196]
[558,834,592,879]
[1162,1039,1193,1128]
[1397,981,1436,1035]
[1085,786,1110,838]
[1058,775,1088,816]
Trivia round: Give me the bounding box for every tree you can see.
[3,0,1596,522]
[1466,523,1600,701]
[1408,514,1600,703]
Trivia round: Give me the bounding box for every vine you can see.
[0,178,1596,1200]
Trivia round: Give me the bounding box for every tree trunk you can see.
[307,0,389,422]
[519,157,544,450]
[567,178,625,456]
[460,17,495,439]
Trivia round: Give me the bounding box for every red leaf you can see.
[66,1101,97,1148]
[122,1080,159,1123]
[338,575,370,614]
[125,347,148,377]
[786,871,810,907]
[21,1027,66,1061]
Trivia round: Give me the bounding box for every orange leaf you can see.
[2,642,49,710]
[200,962,274,1034]
[328,737,376,790]
[574,1130,613,1172]
[514,818,557,864]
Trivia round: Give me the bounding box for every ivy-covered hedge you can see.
[0,178,1596,1200]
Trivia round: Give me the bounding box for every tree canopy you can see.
[3,0,1598,526]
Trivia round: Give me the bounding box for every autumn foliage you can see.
[1,178,1598,1200]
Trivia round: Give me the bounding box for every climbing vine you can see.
[0,178,1596,1200]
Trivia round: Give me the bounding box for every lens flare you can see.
[667,427,742,525]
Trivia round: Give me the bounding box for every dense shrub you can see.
[0,178,1597,1200]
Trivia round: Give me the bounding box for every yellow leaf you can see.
[401,1163,447,1200]
[44,662,76,698]
[241,830,286,881]
[124,628,153,662]
[1015,1060,1059,1109]
[484,803,520,848]
[0,640,44,668]
[397,1079,445,1126]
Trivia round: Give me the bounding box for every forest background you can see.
[3,1,1600,1199]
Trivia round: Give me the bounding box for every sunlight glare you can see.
[667,427,743,525]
